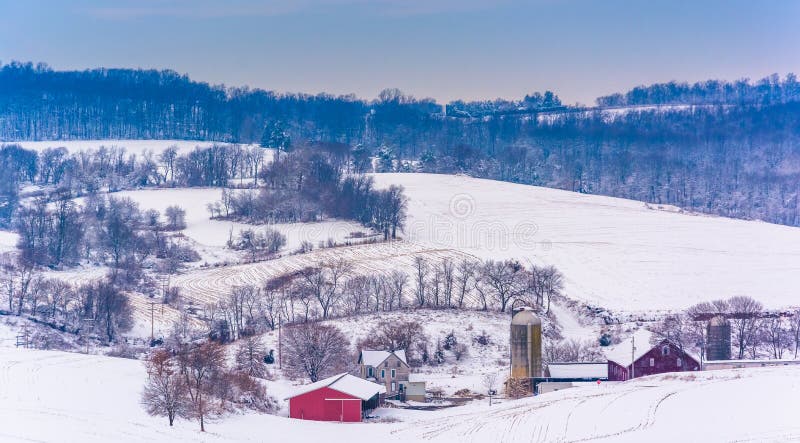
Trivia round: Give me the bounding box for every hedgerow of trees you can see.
[2,62,800,227]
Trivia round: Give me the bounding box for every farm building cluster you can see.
[285,306,800,422]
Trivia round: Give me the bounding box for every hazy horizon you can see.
[2,0,799,105]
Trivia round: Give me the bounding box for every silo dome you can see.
[511,309,542,326]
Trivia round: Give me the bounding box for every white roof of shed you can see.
[286,373,386,401]
[547,363,608,379]
[360,349,407,367]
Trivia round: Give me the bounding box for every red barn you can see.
[605,330,700,381]
[287,373,386,422]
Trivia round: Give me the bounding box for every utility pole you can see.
[631,334,636,379]
[278,313,282,370]
[148,301,156,342]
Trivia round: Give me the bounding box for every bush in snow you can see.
[473,330,492,346]
[443,330,457,351]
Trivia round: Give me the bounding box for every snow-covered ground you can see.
[1,341,799,442]
[372,173,800,312]
[0,230,18,254]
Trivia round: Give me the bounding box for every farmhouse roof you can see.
[359,349,408,367]
[286,373,387,401]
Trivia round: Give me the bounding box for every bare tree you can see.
[791,310,800,359]
[141,349,189,426]
[482,372,498,404]
[387,270,408,310]
[761,317,789,359]
[299,259,350,319]
[413,257,428,307]
[283,323,350,382]
[159,145,178,183]
[368,275,386,312]
[164,205,187,231]
[729,296,763,359]
[343,275,370,315]
[481,259,526,312]
[358,320,427,364]
[455,259,477,308]
[91,281,133,343]
[440,258,455,307]
[235,336,267,378]
[181,341,226,432]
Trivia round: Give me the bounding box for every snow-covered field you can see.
[372,173,800,312]
[171,240,475,308]
[2,342,799,442]
[108,187,371,265]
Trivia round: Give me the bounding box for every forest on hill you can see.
[1,61,800,227]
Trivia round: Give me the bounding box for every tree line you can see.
[195,256,564,345]
[2,62,799,227]
[650,295,800,363]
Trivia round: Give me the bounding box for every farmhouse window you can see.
[649,358,655,367]
[368,367,373,377]
[391,369,396,379]
[397,361,401,367]
[381,369,385,379]
[662,346,670,356]
[677,358,682,367]
[385,361,389,368]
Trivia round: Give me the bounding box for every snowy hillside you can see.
[2,343,799,442]
[372,173,800,312]
[101,187,370,266]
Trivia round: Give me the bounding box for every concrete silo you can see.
[510,307,543,379]
[706,315,732,361]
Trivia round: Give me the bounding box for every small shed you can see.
[404,373,427,402]
[535,362,609,394]
[287,373,386,422]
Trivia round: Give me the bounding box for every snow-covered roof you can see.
[360,349,407,367]
[286,373,386,401]
[604,329,657,367]
[547,363,608,379]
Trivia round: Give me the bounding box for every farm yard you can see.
[1,339,799,443]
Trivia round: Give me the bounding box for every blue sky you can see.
[1,0,798,105]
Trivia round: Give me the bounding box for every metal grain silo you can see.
[510,307,542,379]
[706,315,731,361]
